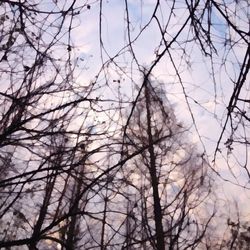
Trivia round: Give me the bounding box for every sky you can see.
[0,1,249,248]
[69,2,247,150]
[2,0,247,232]
[62,0,250,221]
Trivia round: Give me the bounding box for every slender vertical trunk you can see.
[100,191,108,250]
[29,176,56,250]
[141,184,147,250]
[125,195,133,249]
[65,182,79,250]
[145,84,165,250]
[65,167,85,250]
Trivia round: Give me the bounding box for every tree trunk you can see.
[145,84,165,250]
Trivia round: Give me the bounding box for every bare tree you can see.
[0,1,107,248]
[117,75,214,249]
[0,0,248,249]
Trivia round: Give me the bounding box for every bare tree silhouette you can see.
[0,0,248,249]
